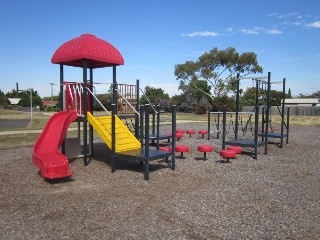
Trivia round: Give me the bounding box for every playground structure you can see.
[206,72,290,159]
[32,34,176,180]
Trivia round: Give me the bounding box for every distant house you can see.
[42,100,58,107]
[283,98,320,106]
[8,98,21,105]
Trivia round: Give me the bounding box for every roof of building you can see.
[283,98,319,104]
[8,98,21,105]
[51,34,124,68]
[42,100,58,106]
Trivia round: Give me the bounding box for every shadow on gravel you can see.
[88,142,171,174]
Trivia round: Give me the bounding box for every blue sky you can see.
[1,0,320,97]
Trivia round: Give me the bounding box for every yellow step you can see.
[87,112,141,152]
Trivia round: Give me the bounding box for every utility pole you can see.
[49,83,55,101]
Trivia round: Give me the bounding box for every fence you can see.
[242,106,320,116]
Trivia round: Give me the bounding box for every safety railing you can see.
[64,82,110,116]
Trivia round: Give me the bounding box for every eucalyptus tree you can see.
[174,47,263,97]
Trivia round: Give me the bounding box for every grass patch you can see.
[0,109,319,149]
[0,133,40,149]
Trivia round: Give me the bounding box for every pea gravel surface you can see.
[0,125,319,239]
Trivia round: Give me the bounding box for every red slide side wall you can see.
[32,111,78,179]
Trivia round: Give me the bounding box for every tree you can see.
[309,90,320,98]
[287,88,292,98]
[140,86,170,111]
[174,47,263,97]
[0,89,10,108]
[93,93,112,111]
[18,89,43,109]
[176,79,212,114]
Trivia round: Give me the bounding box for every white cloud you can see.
[305,21,320,28]
[225,27,233,32]
[292,20,305,26]
[181,31,220,37]
[240,26,283,35]
[267,12,278,17]
[240,28,259,35]
[266,29,283,35]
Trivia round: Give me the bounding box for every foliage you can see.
[170,94,184,107]
[0,89,10,108]
[211,95,237,112]
[296,90,320,99]
[42,95,60,101]
[18,89,43,109]
[5,89,19,98]
[287,88,292,98]
[240,87,293,106]
[174,47,263,97]
[140,86,170,111]
[93,93,112,111]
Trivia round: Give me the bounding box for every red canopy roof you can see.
[51,34,124,68]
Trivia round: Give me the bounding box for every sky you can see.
[1,0,320,98]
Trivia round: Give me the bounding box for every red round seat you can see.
[198,130,208,139]
[159,146,172,163]
[176,129,185,133]
[159,146,172,152]
[176,132,184,140]
[198,145,214,160]
[226,146,242,154]
[175,145,190,158]
[186,129,195,138]
[220,150,236,162]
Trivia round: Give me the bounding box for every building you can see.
[283,98,320,106]
[8,98,21,105]
[42,100,58,108]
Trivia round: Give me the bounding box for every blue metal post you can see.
[144,104,150,180]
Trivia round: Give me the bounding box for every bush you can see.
[211,95,237,112]
[195,98,210,114]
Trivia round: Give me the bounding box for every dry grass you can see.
[0,109,319,149]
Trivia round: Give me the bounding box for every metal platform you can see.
[258,132,288,139]
[115,148,172,161]
[225,139,266,148]
[148,133,172,140]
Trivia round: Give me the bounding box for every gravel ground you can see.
[0,125,319,239]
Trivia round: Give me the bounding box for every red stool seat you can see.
[198,145,214,160]
[159,146,172,163]
[175,145,190,159]
[198,130,208,139]
[176,129,185,133]
[186,129,196,137]
[226,146,242,154]
[220,150,236,162]
[159,146,172,152]
[176,132,184,140]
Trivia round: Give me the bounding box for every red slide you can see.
[33,111,78,179]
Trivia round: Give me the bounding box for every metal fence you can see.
[242,106,320,116]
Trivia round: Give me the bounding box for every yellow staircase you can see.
[87,112,141,152]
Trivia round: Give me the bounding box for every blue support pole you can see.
[144,104,150,180]
[171,105,176,171]
[111,104,116,172]
[83,60,88,166]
